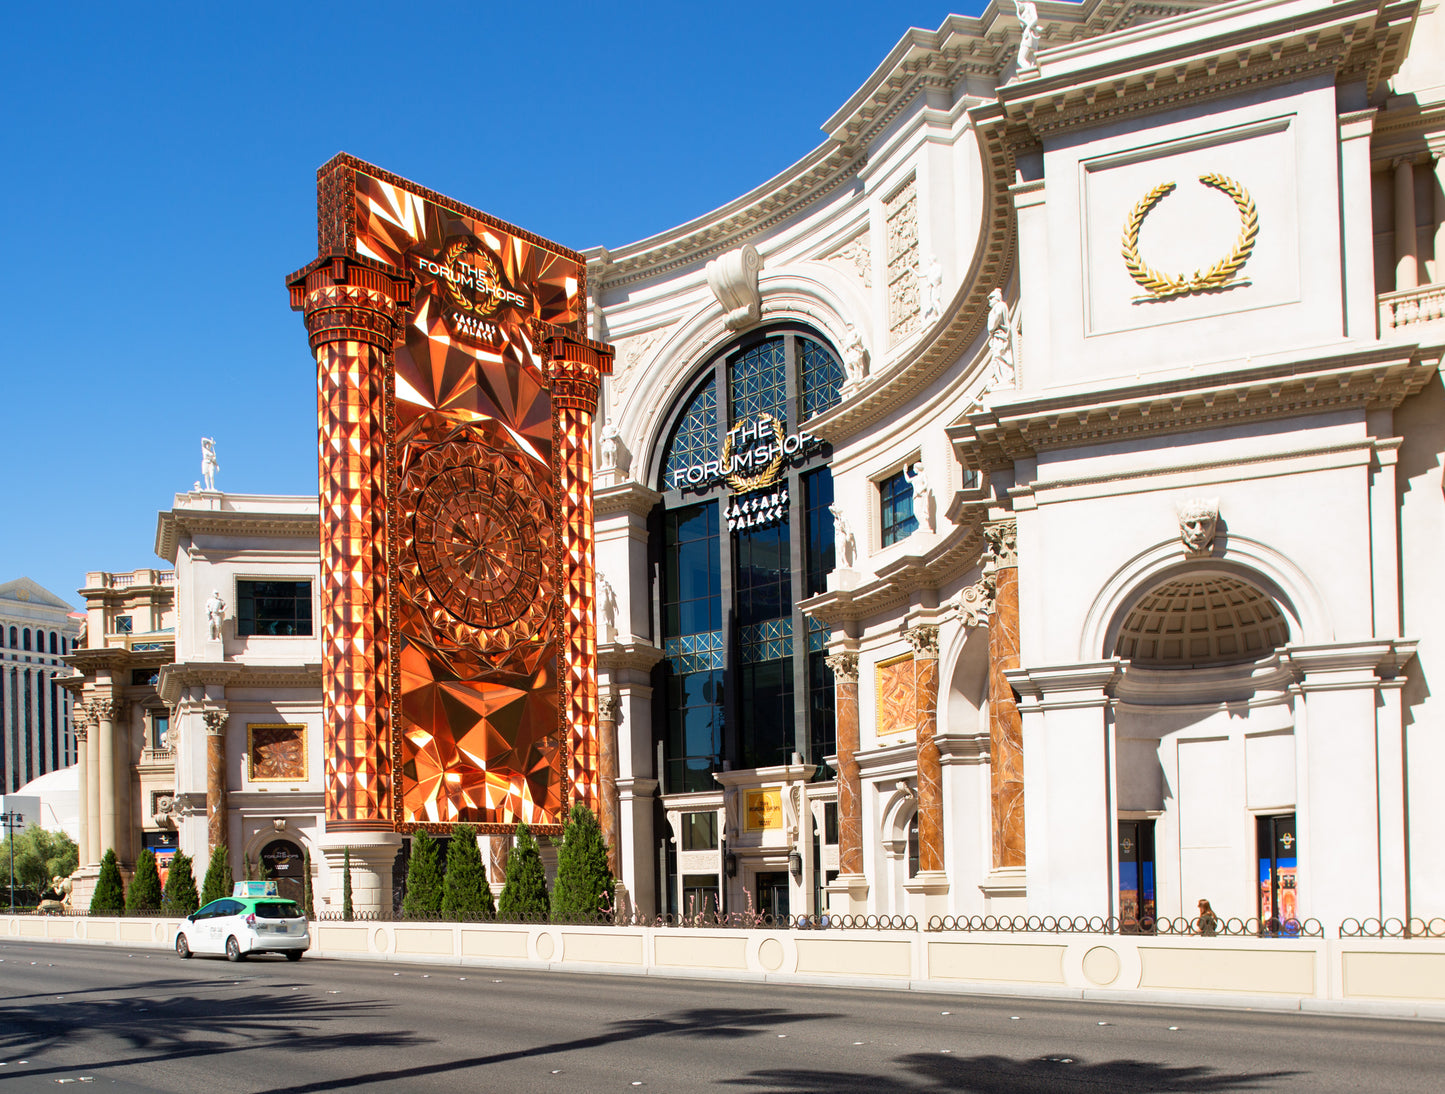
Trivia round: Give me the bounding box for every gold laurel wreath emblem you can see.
[439,240,505,316]
[1121,173,1259,299]
[720,414,787,493]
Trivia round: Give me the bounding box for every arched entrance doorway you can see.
[1111,570,1296,929]
[260,839,306,905]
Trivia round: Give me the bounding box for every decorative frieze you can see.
[885,177,920,345]
[824,232,872,289]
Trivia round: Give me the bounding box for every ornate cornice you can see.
[595,481,663,520]
[157,662,318,705]
[156,506,318,563]
[949,346,1438,471]
[597,641,665,675]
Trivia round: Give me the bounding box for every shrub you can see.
[126,848,162,912]
[162,851,199,914]
[441,824,494,921]
[551,804,614,922]
[89,849,125,914]
[342,847,353,921]
[302,848,314,918]
[401,831,444,918]
[200,844,233,906]
[497,821,548,921]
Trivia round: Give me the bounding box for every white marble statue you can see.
[985,288,1016,392]
[205,589,225,641]
[1176,498,1220,555]
[598,573,618,639]
[599,418,620,472]
[907,461,935,533]
[1016,0,1041,70]
[201,437,219,492]
[841,325,869,391]
[921,255,943,323]
[830,504,857,568]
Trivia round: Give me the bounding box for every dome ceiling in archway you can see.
[1115,574,1288,667]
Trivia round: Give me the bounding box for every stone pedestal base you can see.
[825,873,870,915]
[904,870,950,923]
[316,831,403,916]
[979,866,1027,916]
[69,865,101,912]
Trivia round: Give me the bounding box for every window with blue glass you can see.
[879,470,917,546]
[655,324,842,794]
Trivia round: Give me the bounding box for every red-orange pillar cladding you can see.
[826,653,862,875]
[909,626,944,874]
[544,329,613,815]
[991,564,1026,868]
[289,258,410,829]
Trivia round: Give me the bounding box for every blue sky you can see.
[2,1,978,609]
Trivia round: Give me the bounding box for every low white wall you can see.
[5,914,1442,1016]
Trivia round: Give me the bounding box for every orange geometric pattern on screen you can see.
[316,338,391,825]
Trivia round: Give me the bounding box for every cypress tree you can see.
[126,848,163,912]
[200,844,233,906]
[497,821,549,921]
[342,847,353,921]
[89,849,125,914]
[550,804,614,922]
[302,848,314,918]
[401,831,444,918]
[162,851,199,914]
[441,824,494,921]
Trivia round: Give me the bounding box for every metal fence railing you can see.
[1338,917,1445,939]
[926,914,1324,937]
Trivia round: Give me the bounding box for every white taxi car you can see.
[175,894,310,961]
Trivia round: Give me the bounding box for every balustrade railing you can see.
[1379,283,1445,333]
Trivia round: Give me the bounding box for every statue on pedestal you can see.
[201,437,219,492]
[1016,0,1041,70]
[205,589,226,641]
[907,461,934,533]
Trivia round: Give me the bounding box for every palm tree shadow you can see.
[723,1052,1298,1092]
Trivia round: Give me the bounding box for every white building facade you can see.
[0,578,81,796]
[586,0,1445,933]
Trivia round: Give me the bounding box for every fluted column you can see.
[598,693,621,875]
[907,626,944,874]
[288,252,410,831]
[204,710,228,854]
[94,697,120,859]
[1434,154,1445,286]
[825,653,862,875]
[985,519,1025,869]
[73,713,91,868]
[1395,157,1418,291]
[84,701,101,866]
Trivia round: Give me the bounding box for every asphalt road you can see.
[1,937,1441,1093]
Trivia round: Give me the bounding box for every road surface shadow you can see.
[723,1052,1298,1092]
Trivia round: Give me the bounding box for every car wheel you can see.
[225,936,246,962]
[285,950,303,962]
[176,934,192,959]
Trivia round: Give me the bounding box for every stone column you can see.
[1394,157,1418,291]
[73,712,91,868]
[598,693,622,875]
[1434,153,1445,286]
[288,252,410,831]
[985,519,1025,870]
[908,625,944,874]
[204,710,228,855]
[94,697,120,860]
[84,701,101,866]
[489,835,509,889]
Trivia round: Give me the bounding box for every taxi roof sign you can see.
[233,881,279,897]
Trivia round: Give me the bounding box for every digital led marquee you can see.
[289,155,610,835]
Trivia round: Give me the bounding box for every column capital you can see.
[203,710,229,736]
[89,697,122,722]
[286,254,412,352]
[906,624,940,659]
[598,693,623,723]
[983,518,1018,570]
[825,652,859,682]
[539,322,615,413]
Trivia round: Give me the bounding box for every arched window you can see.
[49,632,57,655]
[654,325,842,792]
[22,628,31,651]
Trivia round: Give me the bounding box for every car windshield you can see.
[254,901,304,920]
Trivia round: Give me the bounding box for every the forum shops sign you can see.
[668,412,822,531]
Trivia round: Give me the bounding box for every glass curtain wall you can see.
[654,325,842,793]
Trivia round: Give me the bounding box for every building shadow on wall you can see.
[723,1052,1295,1093]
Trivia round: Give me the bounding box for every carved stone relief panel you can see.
[608,327,667,402]
[885,176,920,346]
[824,231,873,289]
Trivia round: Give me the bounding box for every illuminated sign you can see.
[669,413,821,492]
